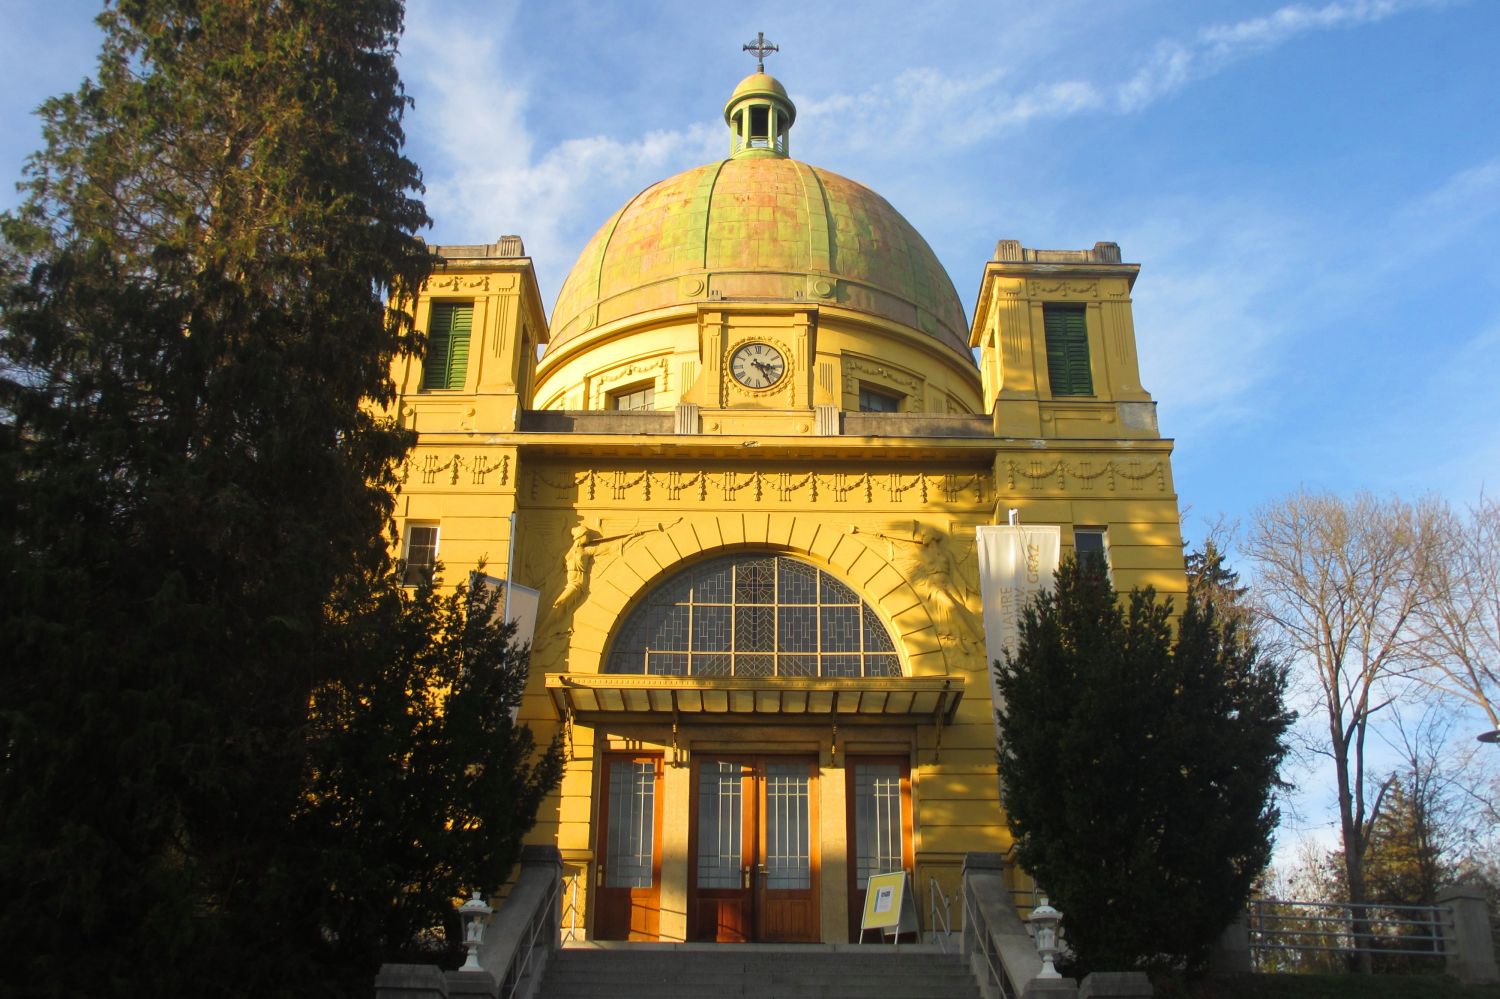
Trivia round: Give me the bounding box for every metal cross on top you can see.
[743,32,779,73]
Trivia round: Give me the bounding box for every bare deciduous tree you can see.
[1419,496,1500,731]
[1247,491,1442,971]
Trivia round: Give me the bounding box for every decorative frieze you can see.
[425,274,494,293]
[1000,458,1163,493]
[1027,279,1098,299]
[396,455,1164,499]
[401,452,510,487]
[523,468,994,505]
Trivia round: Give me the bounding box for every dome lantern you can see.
[725,33,794,159]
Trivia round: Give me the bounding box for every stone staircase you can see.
[533,943,982,999]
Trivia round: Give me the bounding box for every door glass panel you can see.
[764,763,811,890]
[854,763,903,889]
[697,762,743,889]
[606,761,656,888]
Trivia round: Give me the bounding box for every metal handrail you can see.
[929,877,955,953]
[499,873,562,999]
[962,878,1018,999]
[560,868,582,943]
[1008,883,1043,920]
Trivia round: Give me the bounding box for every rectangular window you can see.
[846,757,912,941]
[609,381,656,411]
[421,302,473,391]
[1043,304,1093,397]
[607,759,659,889]
[402,524,439,585]
[858,385,901,412]
[1074,527,1109,576]
[852,762,905,889]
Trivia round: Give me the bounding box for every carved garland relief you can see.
[842,356,924,412]
[424,274,495,293]
[1028,279,1098,299]
[524,468,995,504]
[396,455,1167,498]
[400,452,511,487]
[588,356,671,409]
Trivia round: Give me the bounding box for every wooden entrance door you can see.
[595,755,663,940]
[847,757,914,941]
[690,756,819,942]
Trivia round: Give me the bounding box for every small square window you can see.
[858,385,901,413]
[609,382,656,411]
[402,524,439,585]
[1074,527,1109,576]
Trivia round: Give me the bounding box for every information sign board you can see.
[860,871,919,942]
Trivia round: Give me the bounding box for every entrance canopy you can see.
[544,674,963,725]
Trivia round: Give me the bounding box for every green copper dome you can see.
[547,155,972,358]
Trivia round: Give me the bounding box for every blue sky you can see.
[5,0,1494,550]
[3,0,1497,852]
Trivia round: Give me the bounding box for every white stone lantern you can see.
[1029,896,1063,979]
[458,890,492,972]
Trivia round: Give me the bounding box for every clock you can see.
[729,341,786,389]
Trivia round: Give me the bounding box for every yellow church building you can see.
[384,65,1185,946]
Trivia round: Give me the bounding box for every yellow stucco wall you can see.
[382,233,1186,944]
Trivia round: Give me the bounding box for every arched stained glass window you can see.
[607,554,901,678]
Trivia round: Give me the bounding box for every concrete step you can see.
[535,945,981,999]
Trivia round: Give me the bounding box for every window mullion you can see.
[815,578,823,678]
[772,558,781,678]
[686,593,695,677]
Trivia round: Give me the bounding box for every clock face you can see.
[729,341,786,389]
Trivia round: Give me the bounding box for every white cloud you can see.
[401,3,722,305]
[1121,204,1308,434]
[798,0,1441,156]
[1117,41,1196,113]
[1111,142,1500,446]
[1120,0,1446,110]
[1395,154,1500,253]
[1379,312,1500,497]
[1199,0,1430,55]
[395,0,1466,356]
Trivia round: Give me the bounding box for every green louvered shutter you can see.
[1043,305,1093,397]
[422,302,473,390]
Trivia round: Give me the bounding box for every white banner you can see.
[975,525,1060,715]
[472,574,542,723]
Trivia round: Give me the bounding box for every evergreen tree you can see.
[995,557,1292,973]
[1364,777,1450,910]
[0,3,559,994]
[1184,538,1250,627]
[297,571,564,981]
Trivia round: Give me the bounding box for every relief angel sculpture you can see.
[532,518,680,658]
[851,522,981,649]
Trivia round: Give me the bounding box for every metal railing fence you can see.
[929,877,956,953]
[1248,897,1452,972]
[560,868,582,943]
